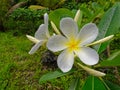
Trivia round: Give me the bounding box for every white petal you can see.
[74,47,99,65]
[60,17,78,39]
[47,35,68,52]
[57,49,74,72]
[29,41,44,54]
[44,13,50,38]
[44,13,48,28]
[35,24,48,40]
[77,23,98,46]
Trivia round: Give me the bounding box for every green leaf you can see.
[86,2,104,23]
[99,50,120,67]
[49,8,74,28]
[105,80,120,90]
[92,2,103,11]
[39,69,75,84]
[80,7,93,18]
[96,3,120,53]
[82,76,106,90]
[69,77,81,90]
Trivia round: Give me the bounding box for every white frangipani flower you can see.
[47,17,99,72]
[27,13,50,54]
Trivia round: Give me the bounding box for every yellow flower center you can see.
[66,38,80,52]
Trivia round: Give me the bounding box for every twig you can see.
[6,1,27,16]
[114,67,120,84]
[107,45,110,57]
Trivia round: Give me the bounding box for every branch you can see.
[6,1,27,16]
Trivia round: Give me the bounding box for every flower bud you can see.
[86,35,114,47]
[74,9,81,22]
[51,21,61,35]
[77,63,106,77]
[26,35,40,43]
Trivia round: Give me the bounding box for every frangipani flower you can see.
[47,17,99,72]
[26,13,50,54]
